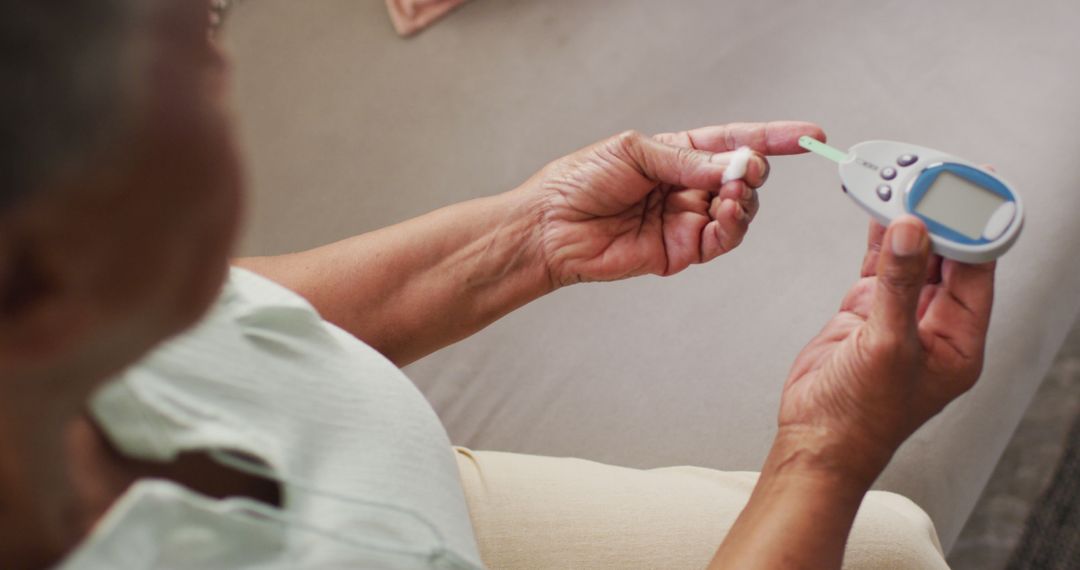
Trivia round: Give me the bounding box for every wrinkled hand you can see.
[532,122,824,287]
[779,216,996,480]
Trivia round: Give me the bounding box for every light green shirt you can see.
[67,267,483,569]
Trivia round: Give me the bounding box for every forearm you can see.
[236,186,553,366]
[709,429,887,569]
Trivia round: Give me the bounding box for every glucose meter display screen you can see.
[914,171,1005,239]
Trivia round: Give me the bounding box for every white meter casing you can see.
[836,140,1022,264]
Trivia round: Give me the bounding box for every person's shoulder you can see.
[123,266,348,371]
[119,266,334,370]
[208,265,330,329]
[224,265,316,313]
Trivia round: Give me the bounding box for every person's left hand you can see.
[777,216,995,481]
[530,122,824,287]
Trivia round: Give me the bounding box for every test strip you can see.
[799,136,851,164]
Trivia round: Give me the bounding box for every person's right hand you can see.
[528,122,822,287]
[776,215,996,481]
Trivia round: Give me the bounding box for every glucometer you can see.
[799,137,1023,263]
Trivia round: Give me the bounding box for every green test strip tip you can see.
[799,136,851,164]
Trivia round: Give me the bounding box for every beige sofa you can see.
[226,0,1080,551]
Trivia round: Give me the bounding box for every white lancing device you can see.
[799,137,1023,263]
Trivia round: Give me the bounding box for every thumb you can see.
[614,130,766,190]
[868,216,931,338]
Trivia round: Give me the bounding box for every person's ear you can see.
[0,227,91,370]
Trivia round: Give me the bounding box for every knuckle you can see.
[721,226,745,250]
[862,333,896,359]
[612,130,648,163]
[881,265,922,292]
[673,144,698,165]
[615,129,644,148]
[861,327,916,363]
[723,127,738,152]
[653,130,686,146]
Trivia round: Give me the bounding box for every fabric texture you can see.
[454,448,948,569]
[75,267,484,569]
[1006,411,1080,569]
[58,480,291,570]
[385,0,469,36]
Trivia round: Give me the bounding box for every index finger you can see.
[656,121,826,156]
[860,220,888,277]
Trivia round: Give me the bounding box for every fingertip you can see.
[865,220,888,250]
[802,123,826,144]
[875,216,932,298]
[713,198,747,235]
[717,205,747,250]
[780,122,826,155]
[943,257,997,279]
[886,215,929,258]
[748,153,770,187]
[702,219,724,260]
[725,198,747,223]
[717,179,749,201]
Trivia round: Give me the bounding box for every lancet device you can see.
[799,136,1022,263]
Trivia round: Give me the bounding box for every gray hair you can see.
[0,0,141,213]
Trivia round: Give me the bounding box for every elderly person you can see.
[1,0,994,568]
